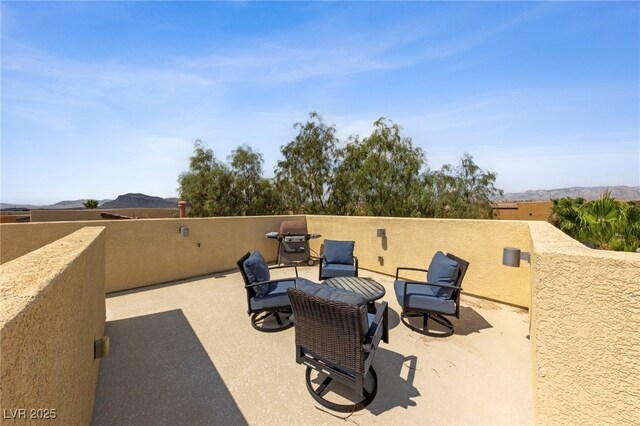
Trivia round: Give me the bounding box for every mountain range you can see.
[496,185,640,202]
[1,193,179,211]
[1,186,638,210]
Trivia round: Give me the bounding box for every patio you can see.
[92,266,533,425]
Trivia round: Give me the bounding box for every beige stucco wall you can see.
[528,221,640,424]
[0,216,303,293]
[30,208,178,222]
[0,227,106,425]
[306,216,532,307]
[2,216,639,423]
[496,201,553,221]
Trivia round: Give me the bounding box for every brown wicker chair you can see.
[287,284,388,412]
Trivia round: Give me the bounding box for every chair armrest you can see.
[269,264,299,277]
[395,266,429,280]
[318,256,326,280]
[403,280,462,291]
[245,277,297,289]
[353,256,359,277]
[363,302,388,352]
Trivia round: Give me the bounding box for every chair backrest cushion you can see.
[427,251,459,298]
[323,240,355,265]
[243,250,271,298]
[297,280,369,335]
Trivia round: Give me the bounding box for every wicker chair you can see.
[394,252,469,337]
[287,283,388,412]
[237,251,300,332]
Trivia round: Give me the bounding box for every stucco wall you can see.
[306,216,532,307]
[0,216,303,293]
[496,201,553,221]
[0,227,106,425]
[528,221,640,424]
[30,208,178,222]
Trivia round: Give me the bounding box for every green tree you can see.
[83,199,99,209]
[550,191,640,252]
[178,140,234,217]
[228,145,279,216]
[330,118,425,216]
[550,196,588,241]
[275,112,338,214]
[431,153,503,219]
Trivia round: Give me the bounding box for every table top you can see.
[323,276,385,303]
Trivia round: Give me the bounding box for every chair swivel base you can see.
[250,310,293,333]
[400,311,454,337]
[305,366,377,412]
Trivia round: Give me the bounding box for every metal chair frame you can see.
[237,252,299,333]
[395,253,469,337]
[319,255,359,280]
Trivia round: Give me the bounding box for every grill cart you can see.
[266,220,321,266]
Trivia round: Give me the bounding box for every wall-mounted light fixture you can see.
[179,226,189,237]
[376,228,386,238]
[94,336,110,359]
[502,247,530,267]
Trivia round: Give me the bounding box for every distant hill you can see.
[99,193,178,209]
[499,186,640,202]
[46,199,113,209]
[1,194,177,210]
[3,186,638,210]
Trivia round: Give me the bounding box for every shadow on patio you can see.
[92,309,247,425]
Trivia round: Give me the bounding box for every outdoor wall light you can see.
[376,228,386,237]
[179,226,189,237]
[502,247,530,268]
[94,336,110,359]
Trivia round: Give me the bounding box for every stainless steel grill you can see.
[266,220,320,265]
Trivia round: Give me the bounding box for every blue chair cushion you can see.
[427,251,459,298]
[297,280,369,335]
[394,280,456,315]
[324,240,355,265]
[250,279,296,310]
[243,250,271,298]
[321,263,356,278]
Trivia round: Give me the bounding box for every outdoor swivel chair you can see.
[394,251,469,337]
[287,281,388,412]
[237,250,303,332]
[319,239,358,280]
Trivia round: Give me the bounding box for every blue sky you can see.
[2,1,639,205]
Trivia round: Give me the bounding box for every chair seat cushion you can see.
[250,279,296,310]
[321,263,356,278]
[427,251,459,298]
[243,251,271,298]
[323,240,355,265]
[297,280,369,334]
[394,280,456,315]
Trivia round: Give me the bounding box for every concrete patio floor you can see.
[92,267,533,425]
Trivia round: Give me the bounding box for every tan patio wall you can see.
[528,221,640,425]
[30,208,178,222]
[0,227,106,425]
[0,216,304,293]
[306,216,532,307]
[2,216,639,423]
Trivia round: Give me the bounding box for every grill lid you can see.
[279,220,308,235]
